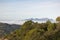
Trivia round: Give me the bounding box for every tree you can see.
[56,16,60,21]
[5,20,60,40]
[46,20,55,31]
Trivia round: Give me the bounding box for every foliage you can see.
[4,20,60,40]
[46,20,55,31]
[56,16,60,21]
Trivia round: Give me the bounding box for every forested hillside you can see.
[1,17,60,40]
[0,23,20,38]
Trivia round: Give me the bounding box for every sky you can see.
[0,0,60,21]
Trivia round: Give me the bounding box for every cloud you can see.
[0,0,60,20]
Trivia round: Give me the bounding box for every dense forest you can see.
[1,17,60,40]
[0,23,20,38]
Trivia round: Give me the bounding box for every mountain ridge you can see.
[0,18,55,24]
[24,18,54,21]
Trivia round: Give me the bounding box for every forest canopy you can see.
[4,17,60,40]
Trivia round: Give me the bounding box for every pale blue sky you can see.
[0,0,60,20]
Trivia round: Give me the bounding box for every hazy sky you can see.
[0,0,60,20]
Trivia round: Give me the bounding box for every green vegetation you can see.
[56,16,60,21]
[0,23,20,38]
[4,19,60,40]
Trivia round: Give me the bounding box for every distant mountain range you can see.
[24,18,54,21]
[23,18,55,23]
[0,22,20,38]
[0,18,55,24]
